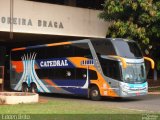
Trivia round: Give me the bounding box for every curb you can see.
[0,92,39,104]
[148,92,160,95]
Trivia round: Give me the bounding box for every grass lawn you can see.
[0,97,159,120]
[0,97,145,114]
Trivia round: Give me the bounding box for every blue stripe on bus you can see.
[52,79,86,87]
[65,88,88,95]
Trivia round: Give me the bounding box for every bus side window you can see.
[73,43,93,59]
[44,46,60,58]
[11,50,24,61]
[105,41,116,55]
[54,68,75,80]
[61,45,74,57]
[36,69,49,79]
[100,58,121,81]
[76,68,87,80]
[76,68,98,80]
[89,70,98,80]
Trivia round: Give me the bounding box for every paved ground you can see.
[39,93,160,113]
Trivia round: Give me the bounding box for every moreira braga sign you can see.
[0,0,110,38]
[0,16,64,29]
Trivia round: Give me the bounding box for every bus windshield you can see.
[91,39,146,84]
[113,40,143,58]
[122,63,146,84]
[91,39,143,59]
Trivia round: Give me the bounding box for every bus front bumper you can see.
[120,89,148,97]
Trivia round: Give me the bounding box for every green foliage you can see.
[99,0,160,51]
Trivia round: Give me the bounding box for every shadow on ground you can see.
[39,93,145,103]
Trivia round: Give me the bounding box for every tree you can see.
[99,0,160,57]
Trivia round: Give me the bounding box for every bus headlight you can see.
[120,82,129,91]
[120,82,130,96]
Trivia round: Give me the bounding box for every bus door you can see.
[99,57,121,93]
[75,60,94,95]
[76,68,88,88]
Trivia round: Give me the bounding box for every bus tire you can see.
[89,86,101,101]
[22,83,29,92]
[30,83,38,93]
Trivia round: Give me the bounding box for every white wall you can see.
[0,0,110,38]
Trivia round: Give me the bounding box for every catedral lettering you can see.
[40,60,68,67]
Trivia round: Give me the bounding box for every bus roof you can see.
[11,41,72,51]
[11,38,136,52]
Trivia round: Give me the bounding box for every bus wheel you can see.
[22,83,29,92]
[30,83,38,93]
[89,86,101,101]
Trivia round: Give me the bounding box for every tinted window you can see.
[45,43,92,58]
[76,68,98,80]
[99,57,122,80]
[91,40,116,56]
[54,68,75,80]
[36,68,97,80]
[36,68,51,79]
[73,43,93,58]
[11,48,46,61]
[36,68,75,80]
[89,70,98,80]
[11,43,92,61]
[11,51,23,61]
[113,41,143,58]
[32,47,47,60]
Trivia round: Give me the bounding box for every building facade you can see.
[0,0,110,89]
[0,0,110,44]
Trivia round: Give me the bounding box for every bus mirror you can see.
[144,57,155,69]
[108,55,127,69]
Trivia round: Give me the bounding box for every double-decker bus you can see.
[10,38,154,100]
